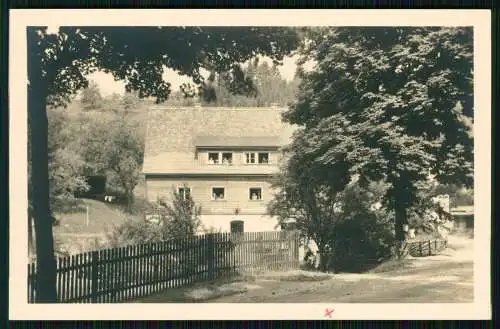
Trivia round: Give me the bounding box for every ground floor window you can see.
[212,187,225,200]
[249,187,262,200]
[178,186,191,200]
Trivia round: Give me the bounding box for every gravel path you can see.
[209,235,473,303]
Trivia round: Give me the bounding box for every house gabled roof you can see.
[194,135,282,148]
[142,106,297,175]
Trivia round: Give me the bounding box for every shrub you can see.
[328,183,396,273]
[105,187,202,246]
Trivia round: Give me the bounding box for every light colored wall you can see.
[198,214,279,233]
[145,176,276,216]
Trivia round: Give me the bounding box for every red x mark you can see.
[324,308,334,318]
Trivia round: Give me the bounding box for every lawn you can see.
[50,197,145,256]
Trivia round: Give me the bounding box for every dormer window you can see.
[208,153,219,164]
[245,152,256,164]
[208,152,233,165]
[222,152,233,165]
[258,152,269,164]
[245,152,270,164]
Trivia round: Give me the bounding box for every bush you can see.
[331,211,395,272]
[104,217,164,248]
[328,183,396,273]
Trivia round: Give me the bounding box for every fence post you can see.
[428,240,432,256]
[419,241,423,256]
[90,250,99,303]
[206,234,215,281]
[293,231,300,267]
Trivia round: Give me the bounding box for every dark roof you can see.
[194,136,282,148]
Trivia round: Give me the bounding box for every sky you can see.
[87,55,303,97]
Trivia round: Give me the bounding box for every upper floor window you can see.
[245,152,269,164]
[208,152,233,165]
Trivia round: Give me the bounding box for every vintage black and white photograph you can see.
[10,10,491,320]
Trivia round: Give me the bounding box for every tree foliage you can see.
[200,59,301,107]
[80,80,103,111]
[38,27,302,107]
[28,108,90,213]
[79,110,145,212]
[268,157,395,272]
[281,27,473,252]
[156,187,203,241]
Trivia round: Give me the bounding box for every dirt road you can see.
[209,235,474,303]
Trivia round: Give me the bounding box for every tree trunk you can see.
[28,27,58,303]
[393,180,409,259]
[125,189,134,213]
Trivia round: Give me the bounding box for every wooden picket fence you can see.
[28,231,300,303]
[404,238,448,257]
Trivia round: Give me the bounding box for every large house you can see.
[142,105,296,233]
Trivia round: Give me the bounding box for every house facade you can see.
[142,105,296,233]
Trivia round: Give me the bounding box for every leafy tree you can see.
[156,187,202,241]
[46,108,90,210]
[281,27,473,257]
[268,143,394,271]
[80,112,144,212]
[80,80,103,111]
[201,60,301,107]
[28,26,301,302]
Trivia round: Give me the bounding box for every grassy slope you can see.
[52,195,148,255]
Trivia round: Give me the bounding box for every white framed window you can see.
[211,187,225,200]
[249,187,262,201]
[258,152,269,164]
[245,152,270,164]
[221,152,233,165]
[208,152,219,164]
[245,152,256,164]
[178,186,191,200]
[208,152,233,165]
